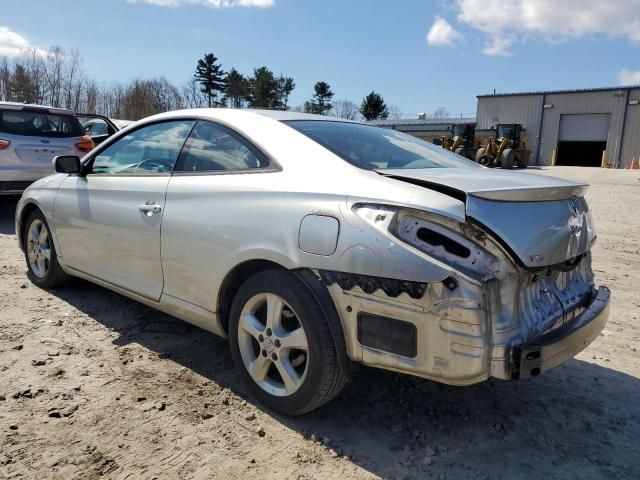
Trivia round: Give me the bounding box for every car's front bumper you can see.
[511,286,610,379]
[0,181,35,195]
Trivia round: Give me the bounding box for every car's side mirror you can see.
[54,155,82,174]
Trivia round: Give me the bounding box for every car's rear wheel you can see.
[229,269,348,415]
[23,210,70,288]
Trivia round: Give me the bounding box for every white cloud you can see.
[127,0,274,7]
[619,69,640,85]
[482,35,512,56]
[0,27,42,57]
[454,0,640,56]
[426,17,463,46]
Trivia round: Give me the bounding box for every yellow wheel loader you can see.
[439,123,478,161]
[475,123,531,169]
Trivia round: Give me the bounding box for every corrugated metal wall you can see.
[477,88,640,168]
[539,91,627,167]
[476,95,543,164]
[620,88,640,168]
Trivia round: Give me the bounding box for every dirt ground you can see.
[0,166,638,480]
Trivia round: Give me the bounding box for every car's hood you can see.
[379,168,595,268]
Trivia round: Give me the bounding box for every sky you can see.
[2,0,640,117]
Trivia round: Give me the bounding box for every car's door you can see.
[53,119,195,300]
[161,120,274,311]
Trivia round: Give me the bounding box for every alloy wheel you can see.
[237,292,310,397]
[26,219,51,279]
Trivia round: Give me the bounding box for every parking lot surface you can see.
[1,166,639,480]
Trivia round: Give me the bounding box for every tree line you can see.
[188,52,393,121]
[0,47,445,122]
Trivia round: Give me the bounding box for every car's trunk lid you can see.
[378,168,595,268]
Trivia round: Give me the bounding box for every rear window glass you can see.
[286,120,480,170]
[0,109,85,138]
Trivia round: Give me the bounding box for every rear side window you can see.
[286,120,480,170]
[0,109,85,138]
[175,120,269,172]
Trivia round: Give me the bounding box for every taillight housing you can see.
[75,135,95,153]
[0,139,11,149]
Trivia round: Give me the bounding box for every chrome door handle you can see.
[139,203,162,215]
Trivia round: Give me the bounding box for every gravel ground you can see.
[1,166,639,480]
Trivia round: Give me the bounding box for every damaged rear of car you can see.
[289,120,609,385]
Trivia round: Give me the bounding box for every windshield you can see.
[452,125,466,137]
[497,124,516,139]
[286,120,481,170]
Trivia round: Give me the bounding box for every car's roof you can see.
[143,108,358,125]
[250,109,355,123]
[0,101,75,116]
[112,119,135,128]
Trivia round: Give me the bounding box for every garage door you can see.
[559,114,611,142]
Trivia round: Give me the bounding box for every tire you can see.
[479,155,495,167]
[501,149,515,169]
[475,147,486,163]
[518,151,530,169]
[229,269,348,415]
[23,209,70,289]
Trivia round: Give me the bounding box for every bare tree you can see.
[62,49,82,110]
[181,78,206,108]
[387,104,404,120]
[44,46,65,107]
[0,57,10,101]
[22,49,46,104]
[432,106,450,119]
[83,80,99,114]
[331,99,360,120]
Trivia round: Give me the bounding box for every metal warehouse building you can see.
[370,117,476,143]
[476,86,640,168]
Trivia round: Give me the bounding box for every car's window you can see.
[91,120,195,175]
[286,120,481,170]
[86,121,108,136]
[0,109,85,138]
[175,120,269,172]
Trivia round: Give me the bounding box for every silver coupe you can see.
[15,109,610,415]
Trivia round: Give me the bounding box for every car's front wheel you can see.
[229,269,348,415]
[23,209,70,289]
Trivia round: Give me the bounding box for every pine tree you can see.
[275,75,295,110]
[223,68,249,108]
[360,91,389,120]
[246,66,278,108]
[194,53,225,107]
[10,64,37,104]
[304,81,334,115]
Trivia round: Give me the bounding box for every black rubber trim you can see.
[293,269,358,377]
[511,286,610,379]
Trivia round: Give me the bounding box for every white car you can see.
[15,108,609,415]
[0,102,95,194]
